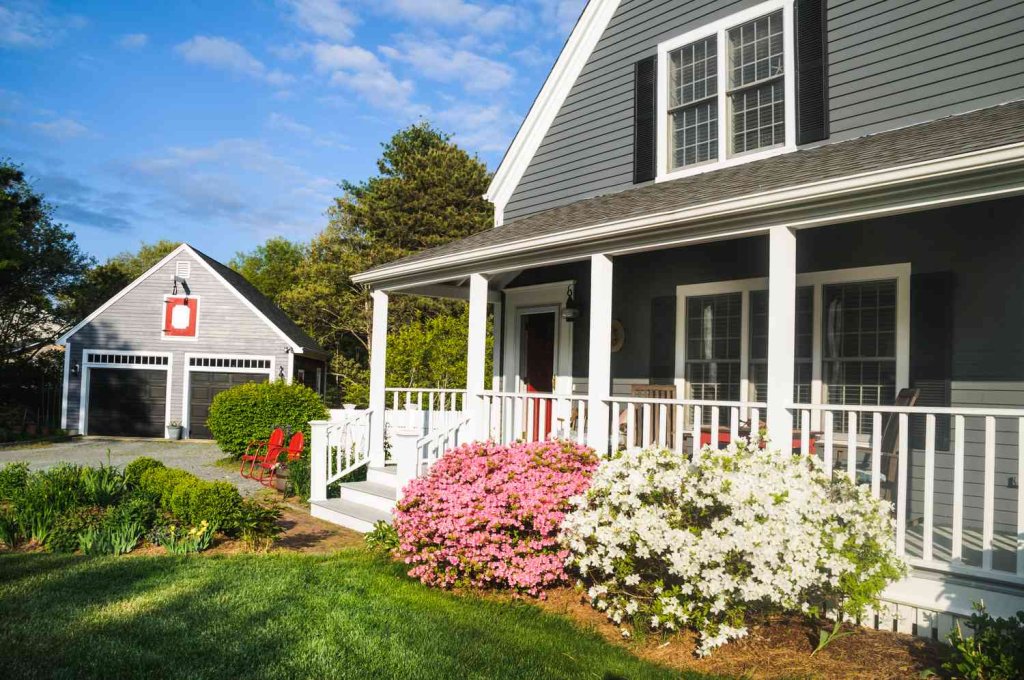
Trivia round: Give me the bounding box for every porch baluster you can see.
[729,406,739,443]
[691,406,701,456]
[846,412,857,482]
[896,413,909,557]
[983,416,996,571]
[822,411,834,476]
[642,403,652,448]
[952,415,965,562]
[1018,417,1024,577]
[923,414,936,562]
[709,406,720,451]
[626,403,636,450]
[871,412,882,499]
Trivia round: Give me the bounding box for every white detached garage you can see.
[58,244,328,439]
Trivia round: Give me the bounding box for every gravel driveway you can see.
[0,437,265,495]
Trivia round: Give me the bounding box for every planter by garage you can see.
[274,464,289,493]
[167,425,182,440]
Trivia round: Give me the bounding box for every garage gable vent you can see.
[86,352,169,366]
[176,261,191,279]
[189,356,271,369]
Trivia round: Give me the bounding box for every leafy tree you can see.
[0,161,90,361]
[229,237,306,304]
[107,240,181,279]
[281,122,493,403]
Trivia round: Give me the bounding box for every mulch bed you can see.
[528,588,948,679]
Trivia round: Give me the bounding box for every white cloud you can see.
[434,102,518,153]
[307,42,414,109]
[31,117,90,140]
[283,0,356,42]
[117,33,148,49]
[539,0,587,35]
[381,37,514,92]
[266,112,350,149]
[0,3,86,48]
[384,0,518,34]
[175,36,294,85]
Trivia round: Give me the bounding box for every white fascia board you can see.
[56,243,191,345]
[355,141,1024,286]
[484,0,621,225]
[186,245,303,353]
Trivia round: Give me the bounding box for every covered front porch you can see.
[310,101,1024,628]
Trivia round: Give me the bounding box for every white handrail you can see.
[480,390,588,445]
[604,397,766,455]
[324,410,373,485]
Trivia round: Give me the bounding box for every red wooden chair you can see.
[284,432,304,462]
[240,428,284,478]
[256,432,303,487]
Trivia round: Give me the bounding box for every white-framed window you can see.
[674,264,911,427]
[657,0,795,182]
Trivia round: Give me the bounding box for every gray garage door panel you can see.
[88,368,168,438]
[188,372,268,439]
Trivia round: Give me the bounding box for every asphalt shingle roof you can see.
[361,101,1024,277]
[190,247,327,356]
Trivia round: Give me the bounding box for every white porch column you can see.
[467,273,489,439]
[309,420,329,502]
[588,254,613,454]
[368,288,389,467]
[767,226,796,453]
[490,301,502,391]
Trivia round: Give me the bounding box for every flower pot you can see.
[274,464,289,492]
[166,426,182,440]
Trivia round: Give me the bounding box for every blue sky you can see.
[0,0,584,263]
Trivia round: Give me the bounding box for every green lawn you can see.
[0,550,718,680]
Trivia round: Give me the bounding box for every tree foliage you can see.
[229,237,306,304]
[66,240,182,323]
[280,122,493,403]
[0,161,90,361]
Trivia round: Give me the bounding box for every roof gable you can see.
[58,244,325,355]
[484,0,621,225]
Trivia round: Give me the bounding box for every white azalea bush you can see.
[559,438,906,656]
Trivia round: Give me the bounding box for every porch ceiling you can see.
[354,100,1024,290]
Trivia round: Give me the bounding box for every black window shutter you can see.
[910,271,955,450]
[633,55,657,184]
[795,0,829,145]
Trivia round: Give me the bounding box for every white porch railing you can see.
[604,397,767,453]
[480,390,590,444]
[309,409,372,501]
[791,403,1024,586]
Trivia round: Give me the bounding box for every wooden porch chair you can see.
[624,384,676,446]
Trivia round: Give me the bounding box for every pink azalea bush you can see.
[393,439,598,596]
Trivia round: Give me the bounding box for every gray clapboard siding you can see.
[504,0,1024,223]
[65,249,291,432]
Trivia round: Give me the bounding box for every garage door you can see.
[87,368,168,437]
[188,372,268,439]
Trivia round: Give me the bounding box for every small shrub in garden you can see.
[0,507,21,548]
[206,381,328,458]
[285,456,310,501]
[46,506,105,553]
[80,461,125,506]
[154,520,216,555]
[234,499,283,552]
[365,520,399,556]
[393,440,598,596]
[945,602,1024,679]
[0,461,29,501]
[138,467,195,508]
[124,457,164,488]
[169,480,241,531]
[560,439,907,656]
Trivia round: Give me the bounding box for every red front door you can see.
[520,311,556,440]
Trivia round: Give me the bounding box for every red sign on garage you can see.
[164,296,199,337]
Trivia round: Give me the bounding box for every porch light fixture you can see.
[71,361,80,377]
[562,283,582,323]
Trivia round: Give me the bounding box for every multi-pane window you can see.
[822,280,898,417]
[668,36,718,168]
[727,11,785,154]
[685,293,742,402]
[748,287,813,403]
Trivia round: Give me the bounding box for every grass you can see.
[0,550,722,680]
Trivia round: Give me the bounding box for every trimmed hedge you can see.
[138,466,242,533]
[124,457,164,488]
[206,380,328,459]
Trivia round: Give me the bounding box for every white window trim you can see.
[656,0,796,183]
[181,353,276,439]
[501,281,575,396]
[80,350,174,438]
[673,263,911,410]
[160,294,201,343]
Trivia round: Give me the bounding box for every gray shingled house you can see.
[57,243,327,439]
[308,0,1024,637]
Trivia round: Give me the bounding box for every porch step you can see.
[337,480,398,513]
[367,464,397,486]
[310,498,392,533]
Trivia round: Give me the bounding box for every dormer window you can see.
[657,0,796,181]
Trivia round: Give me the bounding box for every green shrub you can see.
[169,480,241,531]
[206,380,327,458]
[0,462,30,501]
[138,467,194,508]
[105,494,157,532]
[46,506,104,553]
[365,520,399,556]
[234,499,283,552]
[0,506,21,548]
[124,457,165,488]
[945,602,1024,679]
[285,456,310,502]
[80,461,125,506]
